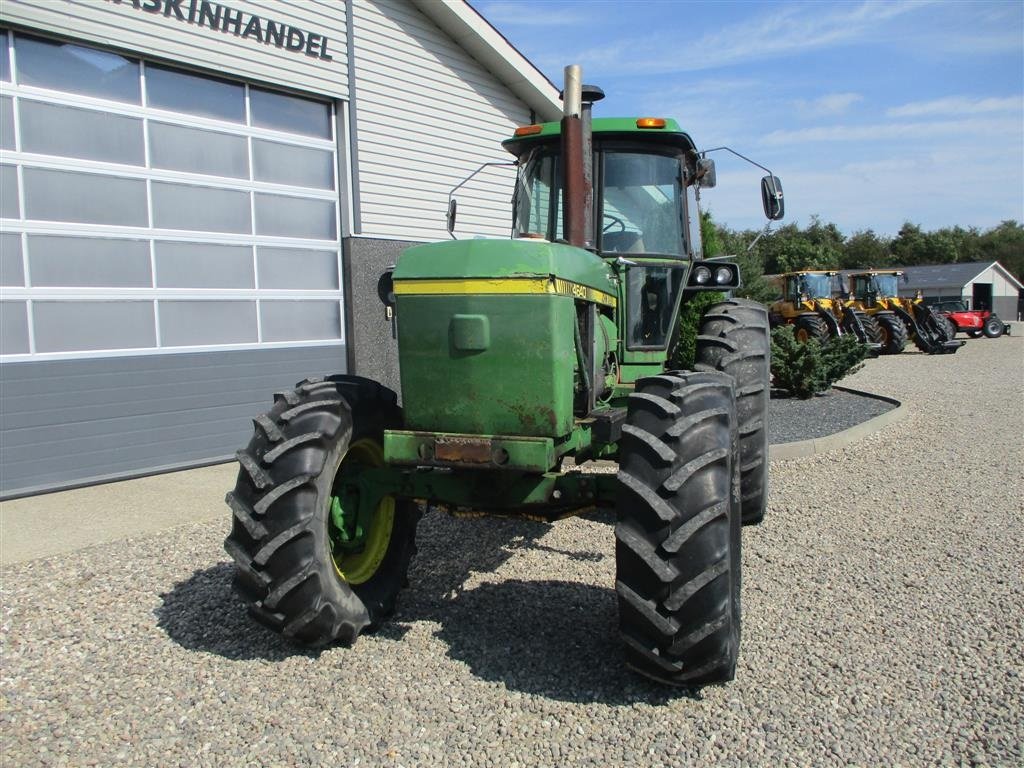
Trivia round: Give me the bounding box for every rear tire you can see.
[224,375,419,647]
[615,371,741,686]
[983,314,1004,338]
[695,299,770,525]
[875,312,907,354]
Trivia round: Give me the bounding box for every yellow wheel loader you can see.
[844,271,962,355]
[768,271,881,351]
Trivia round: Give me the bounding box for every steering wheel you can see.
[602,214,625,233]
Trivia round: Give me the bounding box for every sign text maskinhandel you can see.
[106,0,334,61]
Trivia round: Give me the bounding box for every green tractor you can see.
[225,66,784,686]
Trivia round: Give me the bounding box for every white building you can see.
[0,0,561,497]
[895,261,1023,320]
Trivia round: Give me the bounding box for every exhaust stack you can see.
[561,65,585,248]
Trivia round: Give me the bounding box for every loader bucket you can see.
[839,309,882,355]
[814,306,842,337]
[892,303,964,354]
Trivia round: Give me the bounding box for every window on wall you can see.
[0,30,344,359]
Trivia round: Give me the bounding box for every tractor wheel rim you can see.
[329,438,395,586]
[796,327,809,342]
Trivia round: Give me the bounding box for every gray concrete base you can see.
[1,462,236,565]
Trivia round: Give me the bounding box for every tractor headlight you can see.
[714,266,733,285]
[693,266,712,285]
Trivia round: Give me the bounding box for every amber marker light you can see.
[514,125,543,136]
[636,118,666,129]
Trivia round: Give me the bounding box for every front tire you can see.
[695,299,770,525]
[793,315,828,343]
[615,371,741,686]
[224,375,418,647]
[875,312,908,354]
[859,312,883,345]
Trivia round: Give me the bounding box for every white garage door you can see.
[0,29,344,360]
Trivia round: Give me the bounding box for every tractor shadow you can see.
[156,508,698,704]
[382,510,695,706]
[155,561,318,662]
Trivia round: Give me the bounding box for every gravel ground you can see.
[767,388,895,444]
[2,338,1022,767]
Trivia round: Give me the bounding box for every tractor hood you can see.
[394,239,617,302]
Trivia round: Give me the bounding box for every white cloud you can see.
[886,95,1023,118]
[561,0,933,75]
[794,93,864,117]
[760,116,1022,146]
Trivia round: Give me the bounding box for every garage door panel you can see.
[145,64,246,124]
[154,241,254,289]
[14,34,141,104]
[1,164,19,218]
[21,100,144,165]
[28,235,151,288]
[23,168,148,226]
[33,301,156,353]
[0,233,24,286]
[151,181,253,234]
[1,96,14,150]
[149,122,249,179]
[1,301,29,354]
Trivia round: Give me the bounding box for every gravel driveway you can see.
[2,338,1022,767]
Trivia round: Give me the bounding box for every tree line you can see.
[700,214,1024,304]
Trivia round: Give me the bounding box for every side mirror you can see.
[377,268,396,308]
[446,198,458,234]
[761,175,784,220]
[697,157,716,188]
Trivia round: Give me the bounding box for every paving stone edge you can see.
[768,386,905,460]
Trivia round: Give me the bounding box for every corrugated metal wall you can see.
[351,0,530,241]
[0,0,348,99]
[0,345,346,497]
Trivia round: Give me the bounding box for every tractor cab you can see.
[511,131,697,259]
[849,271,901,306]
[504,117,735,359]
[783,271,837,305]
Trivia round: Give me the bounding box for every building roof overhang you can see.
[410,0,563,122]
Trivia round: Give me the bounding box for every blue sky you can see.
[475,0,1024,236]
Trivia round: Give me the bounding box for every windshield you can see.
[601,151,685,256]
[513,148,686,256]
[871,275,899,297]
[799,274,833,299]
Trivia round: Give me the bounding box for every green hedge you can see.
[770,326,867,398]
[670,291,725,370]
